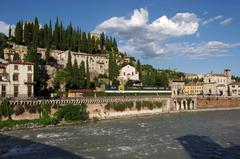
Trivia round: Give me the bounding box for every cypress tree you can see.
[86,57,90,88]
[79,61,86,88]
[33,17,39,46]
[8,26,11,39]
[66,51,72,71]
[100,32,105,50]
[72,59,79,87]
[136,60,142,81]
[45,45,50,64]
[15,21,23,44]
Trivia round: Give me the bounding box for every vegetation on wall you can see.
[105,101,164,112]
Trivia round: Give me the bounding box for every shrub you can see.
[0,99,13,120]
[14,105,25,116]
[56,104,89,121]
[136,101,142,111]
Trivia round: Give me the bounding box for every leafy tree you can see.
[54,68,71,92]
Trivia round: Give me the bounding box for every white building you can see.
[203,69,232,96]
[118,64,139,83]
[229,82,240,97]
[0,59,34,98]
[170,80,185,96]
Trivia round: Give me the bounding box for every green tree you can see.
[66,51,72,71]
[45,45,50,64]
[33,17,39,46]
[72,59,79,88]
[0,33,7,59]
[54,68,71,92]
[13,52,21,61]
[136,60,142,81]
[79,61,86,88]
[15,21,23,44]
[86,57,90,88]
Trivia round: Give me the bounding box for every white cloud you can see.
[0,21,11,35]
[202,15,223,26]
[94,8,239,59]
[169,41,240,59]
[220,18,233,26]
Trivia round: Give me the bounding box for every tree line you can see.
[10,17,118,54]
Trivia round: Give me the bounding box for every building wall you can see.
[229,84,240,97]
[0,63,34,98]
[170,81,185,96]
[203,83,217,95]
[184,84,203,95]
[118,65,139,83]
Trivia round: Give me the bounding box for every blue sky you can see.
[0,0,240,75]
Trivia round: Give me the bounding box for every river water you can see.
[1,110,240,159]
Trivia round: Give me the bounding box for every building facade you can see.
[184,83,203,95]
[228,82,240,97]
[170,80,185,96]
[118,64,139,84]
[0,59,34,98]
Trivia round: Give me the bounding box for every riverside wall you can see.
[5,96,171,120]
[196,97,240,109]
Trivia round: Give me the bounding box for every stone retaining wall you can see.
[197,97,240,109]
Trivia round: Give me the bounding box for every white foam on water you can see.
[36,133,60,138]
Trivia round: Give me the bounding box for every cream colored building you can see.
[203,69,232,96]
[118,64,139,84]
[0,59,34,98]
[170,80,185,96]
[4,44,109,80]
[184,83,203,95]
[58,51,109,79]
[228,82,240,97]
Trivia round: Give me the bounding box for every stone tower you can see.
[224,69,231,84]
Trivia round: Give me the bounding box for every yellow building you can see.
[184,83,203,95]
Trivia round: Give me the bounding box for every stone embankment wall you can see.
[197,97,240,109]
[6,96,171,120]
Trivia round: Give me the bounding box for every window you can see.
[2,85,6,97]
[13,73,19,81]
[28,65,32,71]
[27,73,32,83]
[14,85,18,97]
[14,65,18,70]
[132,72,134,75]
[124,72,125,76]
[27,85,32,97]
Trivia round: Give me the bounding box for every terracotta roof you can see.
[11,60,34,65]
[229,82,240,86]
[0,63,6,68]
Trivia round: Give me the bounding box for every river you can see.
[1,110,240,159]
